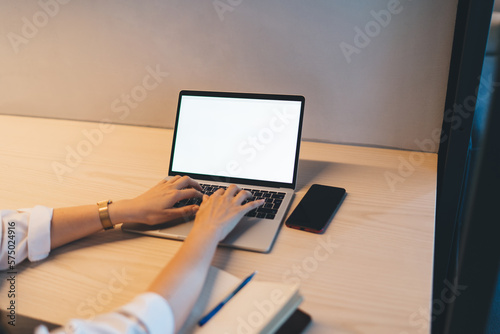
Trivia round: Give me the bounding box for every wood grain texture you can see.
[0,115,436,333]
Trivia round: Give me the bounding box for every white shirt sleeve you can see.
[0,206,53,270]
[1,207,175,333]
[34,292,175,334]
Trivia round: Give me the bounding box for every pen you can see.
[198,271,257,326]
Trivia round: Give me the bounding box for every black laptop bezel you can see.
[168,90,305,190]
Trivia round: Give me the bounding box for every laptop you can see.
[122,90,305,253]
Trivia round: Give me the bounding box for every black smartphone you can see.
[285,184,346,233]
[275,308,312,334]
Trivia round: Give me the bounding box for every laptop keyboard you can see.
[173,184,285,220]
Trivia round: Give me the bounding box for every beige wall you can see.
[0,0,458,152]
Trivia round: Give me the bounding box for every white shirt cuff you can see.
[26,205,53,262]
[119,292,175,334]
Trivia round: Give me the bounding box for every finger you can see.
[165,205,199,221]
[166,175,182,184]
[159,177,172,185]
[199,194,210,208]
[175,188,204,202]
[213,187,225,196]
[174,175,203,191]
[233,189,252,204]
[224,184,240,197]
[241,199,265,213]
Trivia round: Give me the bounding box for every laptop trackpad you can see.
[123,217,279,253]
[156,218,263,241]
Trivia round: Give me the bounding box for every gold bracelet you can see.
[97,200,114,230]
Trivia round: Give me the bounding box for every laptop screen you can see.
[169,91,304,188]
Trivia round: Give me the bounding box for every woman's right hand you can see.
[191,184,265,241]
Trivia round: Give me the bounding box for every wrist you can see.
[108,199,136,225]
[191,218,224,242]
[187,224,220,250]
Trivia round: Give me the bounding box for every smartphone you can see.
[285,184,346,233]
[275,308,312,334]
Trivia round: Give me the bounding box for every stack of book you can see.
[179,266,307,334]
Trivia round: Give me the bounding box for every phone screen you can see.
[285,184,346,233]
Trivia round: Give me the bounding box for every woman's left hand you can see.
[110,176,203,225]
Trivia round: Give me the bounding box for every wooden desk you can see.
[0,115,436,333]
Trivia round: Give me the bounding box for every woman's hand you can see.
[147,185,263,331]
[191,184,265,241]
[111,176,203,226]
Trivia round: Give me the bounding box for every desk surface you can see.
[0,115,437,334]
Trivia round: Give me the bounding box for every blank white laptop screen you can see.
[171,95,302,184]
